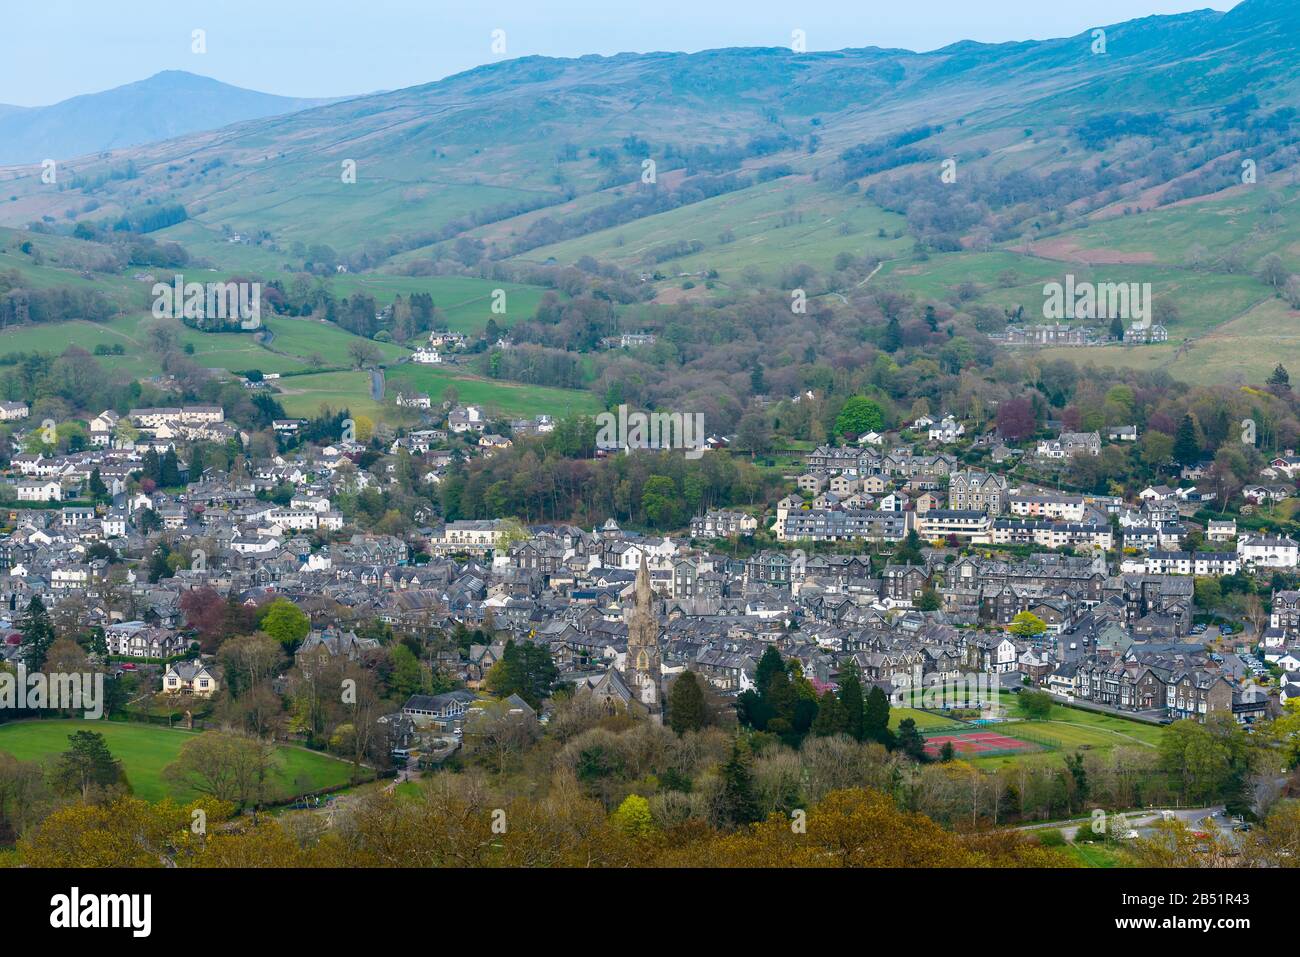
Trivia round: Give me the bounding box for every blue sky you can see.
[1,0,1238,106]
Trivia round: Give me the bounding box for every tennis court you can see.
[922,730,1040,757]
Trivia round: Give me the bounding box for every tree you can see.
[162,730,278,810]
[893,529,924,565]
[810,690,846,737]
[18,595,55,670]
[1173,413,1201,467]
[347,340,381,369]
[896,718,927,761]
[838,661,865,742]
[1268,363,1291,393]
[996,397,1037,442]
[484,640,557,709]
[88,467,108,501]
[881,316,903,353]
[1009,611,1047,641]
[916,585,942,611]
[716,738,762,829]
[863,685,894,748]
[50,731,129,802]
[1016,689,1054,719]
[668,671,707,734]
[610,794,656,838]
[259,598,311,648]
[834,396,885,438]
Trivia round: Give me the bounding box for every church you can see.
[581,555,665,721]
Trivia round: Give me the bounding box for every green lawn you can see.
[888,707,966,732]
[0,719,355,803]
[384,364,602,418]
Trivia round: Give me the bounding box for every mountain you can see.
[0,71,346,165]
[0,0,1295,276]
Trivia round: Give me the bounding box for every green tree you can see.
[610,793,656,837]
[864,685,894,748]
[50,731,128,802]
[668,671,707,735]
[834,396,885,438]
[259,598,311,648]
[810,690,847,737]
[717,738,761,830]
[18,596,55,670]
[1008,611,1047,641]
[916,585,942,611]
[88,468,108,502]
[896,717,927,761]
[1173,413,1201,467]
[838,661,865,742]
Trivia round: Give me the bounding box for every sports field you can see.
[922,729,1041,758]
[0,719,355,803]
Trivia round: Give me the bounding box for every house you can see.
[402,690,478,731]
[15,480,61,503]
[1238,534,1300,569]
[928,415,965,444]
[411,347,443,364]
[163,661,219,698]
[948,471,1008,516]
[1206,519,1237,542]
[0,401,30,421]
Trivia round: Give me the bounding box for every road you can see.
[1018,805,1226,842]
[370,367,384,401]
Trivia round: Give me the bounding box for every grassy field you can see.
[1037,297,1300,385]
[516,176,912,285]
[888,707,966,732]
[384,364,602,418]
[900,703,1167,771]
[272,370,389,420]
[0,719,354,803]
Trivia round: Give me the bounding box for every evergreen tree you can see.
[939,741,956,762]
[1268,363,1291,392]
[838,661,865,741]
[881,315,903,353]
[1108,315,1125,341]
[717,738,761,829]
[1173,413,1200,466]
[894,529,924,565]
[18,595,55,670]
[668,670,707,734]
[864,685,894,748]
[50,731,128,801]
[810,689,847,737]
[896,717,927,761]
[88,467,108,502]
[754,646,785,696]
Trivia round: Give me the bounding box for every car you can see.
[1233,822,1253,832]
[1122,829,1140,839]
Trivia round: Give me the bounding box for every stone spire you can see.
[624,554,662,711]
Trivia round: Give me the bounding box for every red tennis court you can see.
[922,730,1037,756]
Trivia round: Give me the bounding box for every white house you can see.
[411,347,443,364]
[1238,534,1300,569]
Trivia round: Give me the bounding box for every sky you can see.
[1,0,1240,107]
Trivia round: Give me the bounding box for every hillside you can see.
[0,71,345,165]
[1,0,1299,408]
